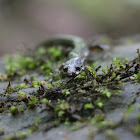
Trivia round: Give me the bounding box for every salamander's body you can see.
[37,35,89,76]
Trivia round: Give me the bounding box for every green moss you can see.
[2,53,135,129]
[2,41,140,136]
[48,46,62,61]
[78,89,86,93]
[54,80,61,86]
[30,81,40,88]
[84,103,93,109]
[75,71,86,79]
[137,113,140,121]
[113,57,128,70]
[16,83,27,89]
[58,102,69,110]
[4,45,64,79]
[88,66,97,77]
[134,124,140,135]
[8,106,18,115]
[18,91,26,96]
[6,83,27,93]
[58,110,65,117]
[41,98,49,104]
[41,60,52,74]
[4,54,40,77]
[122,105,134,119]
[48,83,53,88]
[95,86,112,98]
[133,73,140,83]
[5,94,10,97]
[70,122,84,131]
[62,89,70,95]
[0,129,4,136]
[6,86,13,92]
[4,130,32,140]
[29,117,40,132]
[28,96,38,108]
[105,129,119,140]
[95,98,104,108]
[17,91,27,101]
[64,118,71,125]
[18,107,25,112]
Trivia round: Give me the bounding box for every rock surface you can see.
[0,43,140,140]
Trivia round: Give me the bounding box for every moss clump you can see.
[4,45,65,79]
[6,82,27,93]
[4,54,40,77]
[0,129,4,136]
[8,106,19,115]
[134,124,140,135]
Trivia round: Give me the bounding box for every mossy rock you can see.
[0,41,140,140]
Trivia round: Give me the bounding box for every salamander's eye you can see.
[63,67,68,72]
[75,66,81,71]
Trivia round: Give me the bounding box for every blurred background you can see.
[0,0,140,55]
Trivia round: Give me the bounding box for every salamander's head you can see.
[59,57,84,76]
